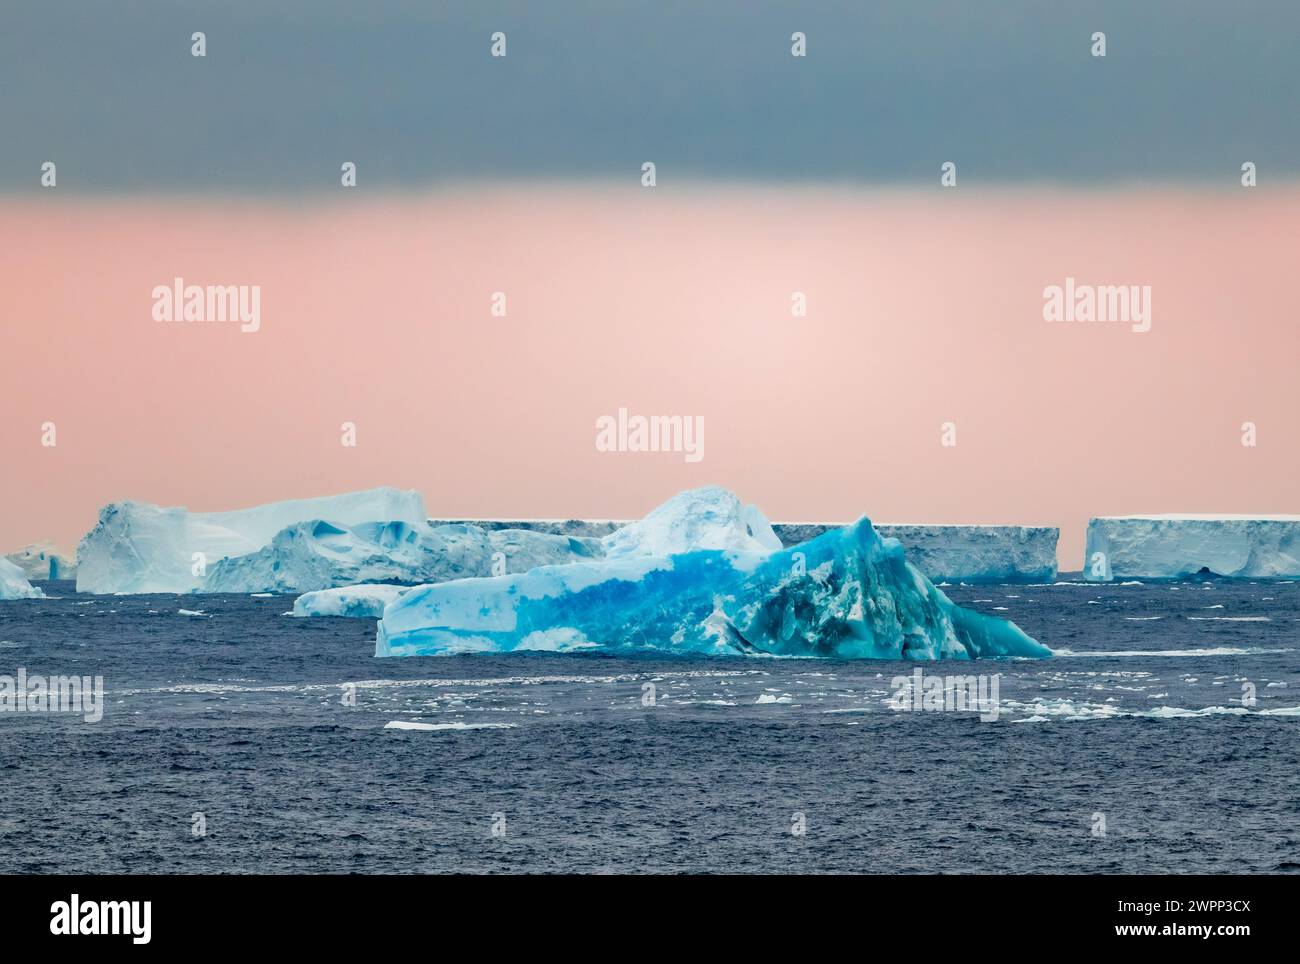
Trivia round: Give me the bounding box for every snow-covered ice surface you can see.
[4,541,76,581]
[230,486,805,603]
[206,519,601,594]
[293,584,413,618]
[0,558,43,600]
[600,486,781,559]
[1085,515,1300,580]
[433,515,1060,583]
[378,517,1048,659]
[83,485,783,596]
[75,487,427,594]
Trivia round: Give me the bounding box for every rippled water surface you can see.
[1,578,1296,873]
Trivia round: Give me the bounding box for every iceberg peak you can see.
[601,485,781,559]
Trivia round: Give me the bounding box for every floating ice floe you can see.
[293,584,414,618]
[1053,646,1291,658]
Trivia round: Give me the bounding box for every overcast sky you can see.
[3,0,1298,192]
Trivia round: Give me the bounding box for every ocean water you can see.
[1,577,1296,874]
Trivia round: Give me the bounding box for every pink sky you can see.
[1,185,1296,569]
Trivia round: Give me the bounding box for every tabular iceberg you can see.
[0,558,44,600]
[377,516,1049,660]
[773,524,1058,582]
[429,515,1058,583]
[874,525,1057,582]
[432,487,780,558]
[4,542,77,581]
[207,519,601,594]
[1085,515,1300,580]
[76,487,426,594]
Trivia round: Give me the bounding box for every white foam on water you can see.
[384,720,517,731]
[117,669,768,697]
[1052,646,1292,658]
[1007,698,1294,722]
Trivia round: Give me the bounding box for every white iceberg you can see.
[769,523,1058,582]
[1084,515,1300,580]
[207,520,602,594]
[293,584,414,618]
[4,541,77,581]
[430,511,1058,583]
[601,486,781,558]
[76,487,426,594]
[212,485,768,595]
[873,525,1057,583]
[0,558,44,600]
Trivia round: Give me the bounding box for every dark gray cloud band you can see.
[3,0,1297,192]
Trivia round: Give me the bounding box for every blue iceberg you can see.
[377,515,1050,660]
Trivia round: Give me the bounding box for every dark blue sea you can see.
[1,577,1296,874]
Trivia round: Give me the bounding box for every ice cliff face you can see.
[0,558,44,600]
[206,520,602,594]
[1084,515,1300,580]
[4,542,77,581]
[874,525,1057,582]
[773,524,1058,582]
[429,516,1058,583]
[76,488,426,594]
[376,516,1049,660]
